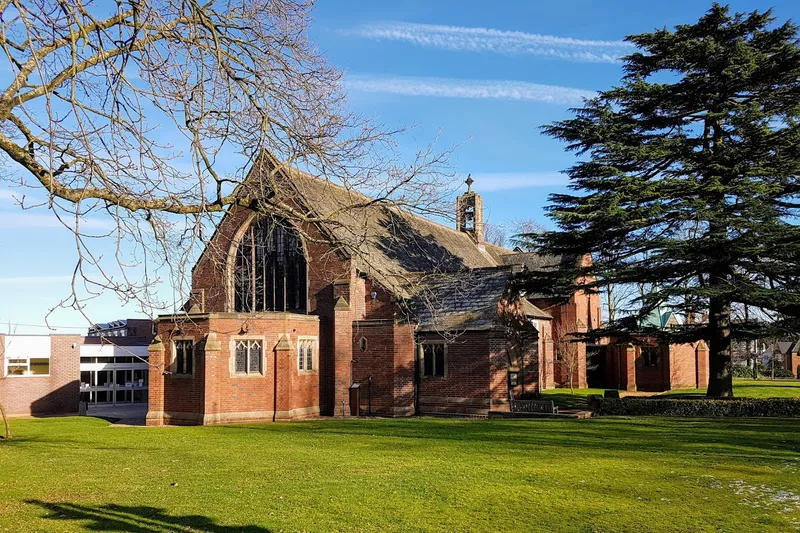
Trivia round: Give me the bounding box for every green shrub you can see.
[594,397,800,417]
[732,365,757,379]
[731,364,796,379]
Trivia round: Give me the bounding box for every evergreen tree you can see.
[527,4,800,397]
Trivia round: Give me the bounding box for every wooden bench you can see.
[510,400,558,415]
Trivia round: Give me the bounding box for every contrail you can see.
[345,75,595,105]
[349,22,633,63]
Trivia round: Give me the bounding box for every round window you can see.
[359,337,368,352]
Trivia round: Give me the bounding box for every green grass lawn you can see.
[662,379,800,399]
[542,379,800,407]
[540,387,610,408]
[3,417,800,532]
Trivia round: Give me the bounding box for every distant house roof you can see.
[89,319,129,331]
[776,341,800,355]
[639,309,680,329]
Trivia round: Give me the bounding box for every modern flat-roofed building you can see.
[0,320,154,416]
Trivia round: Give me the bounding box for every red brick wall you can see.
[351,321,416,416]
[603,343,638,391]
[191,205,352,316]
[531,293,591,389]
[148,314,321,425]
[392,324,416,415]
[489,331,540,410]
[352,321,400,415]
[153,321,207,423]
[362,279,399,320]
[531,254,602,390]
[0,335,81,416]
[187,201,356,418]
[634,343,668,392]
[669,343,697,389]
[416,331,491,414]
[696,344,709,388]
[602,340,709,393]
[535,319,554,389]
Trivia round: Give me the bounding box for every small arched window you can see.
[234,217,307,313]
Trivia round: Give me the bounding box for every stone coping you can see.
[156,312,320,323]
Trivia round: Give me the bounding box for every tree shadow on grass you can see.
[221,417,800,463]
[539,391,597,408]
[27,500,271,532]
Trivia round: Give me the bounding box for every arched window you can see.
[234,217,307,313]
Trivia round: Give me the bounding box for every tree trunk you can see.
[707,293,734,397]
[771,352,776,380]
[0,402,11,440]
[569,362,575,394]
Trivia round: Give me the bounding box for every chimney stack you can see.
[456,174,484,244]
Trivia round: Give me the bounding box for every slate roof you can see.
[523,300,552,320]
[408,267,551,332]
[775,340,800,355]
[777,341,795,355]
[636,309,682,330]
[287,169,501,298]
[199,158,564,328]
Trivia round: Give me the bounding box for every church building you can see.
[145,160,600,426]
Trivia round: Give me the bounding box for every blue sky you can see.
[1,0,798,333]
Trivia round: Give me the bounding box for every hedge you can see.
[732,365,795,379]
[590,397,800,417]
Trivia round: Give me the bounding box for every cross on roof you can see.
[465,174,474,192]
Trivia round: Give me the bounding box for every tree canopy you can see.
[526,3,800,396]
[0,0,452,322]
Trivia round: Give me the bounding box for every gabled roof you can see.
[639,309,680,329]
[523,300,552,320]
[288,170,499,297]
[497,251,570,271]
[777,341,795,354]
[199,157,565,304]
[407,267,551,332]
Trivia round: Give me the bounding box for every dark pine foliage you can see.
[526,4,800,397]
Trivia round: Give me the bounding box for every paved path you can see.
[86,404,147,426]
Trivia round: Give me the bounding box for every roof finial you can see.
[465,174,474,193]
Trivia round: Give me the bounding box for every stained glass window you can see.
[234,217,307,313]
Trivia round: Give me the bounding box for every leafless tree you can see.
[508,218,547,250]
[496,296,539,398]
[0,0,455,325]
[0,323,16,439]
[553,319,584,394]
[483,222,506,248]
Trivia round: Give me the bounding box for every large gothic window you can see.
[234,217,307,313]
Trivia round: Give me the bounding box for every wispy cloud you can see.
[349,22,634,63]
[345,75,594,105]
[0,188,22,202]
[0,187,45,207]
[0,212,116,230]
[473,172,570,191]
[0,275,73,285]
